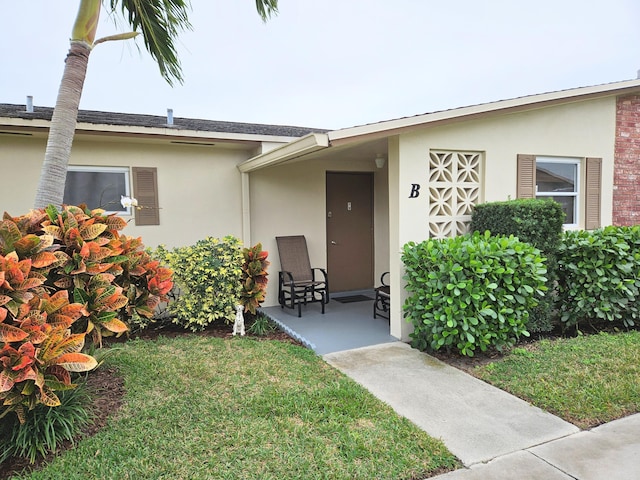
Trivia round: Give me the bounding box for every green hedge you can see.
[470,198,565,332]
[470,199,565,253]
[557,226,640,329]
[402,231,547,357]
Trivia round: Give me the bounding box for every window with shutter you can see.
[516,155,601,229]
[132,167,160,226]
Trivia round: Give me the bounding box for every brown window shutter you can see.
[585,157,602,230]
[516,154,536,198]
[132,167,160,226]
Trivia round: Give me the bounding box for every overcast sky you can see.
[2,1,639,130]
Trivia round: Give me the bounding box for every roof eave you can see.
[238,133,330,173]
[328,79,640,146]
[0,117,303,144]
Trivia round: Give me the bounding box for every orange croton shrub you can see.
[0,255,96,422]
[0,204,173,421]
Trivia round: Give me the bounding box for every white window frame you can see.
[535,156,580,228]
[64,166,132,215]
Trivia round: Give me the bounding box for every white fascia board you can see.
[0,117,51,129]
[74,122,303,143]
[238,133,329,173]
[0,117,301,144]
[329,79,640,144]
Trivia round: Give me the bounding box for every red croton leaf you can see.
[104,215,128,231]
[30,251,59,269]
[54,277,73,289]
[0,370,15,393]
[101,318,129,334]
[64,227,81,246]
[58,303,86,321]
[0,323,29,343]
[16,277,44,291]
[12,343,35,370]
[86,263,115,275]
[21,324,49,344]
[46,365,72,385]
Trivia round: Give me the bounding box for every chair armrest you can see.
[311,268,328,283]
[279,271,296,287]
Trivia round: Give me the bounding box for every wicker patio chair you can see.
[373,271,390,319]
[276,235,329,317]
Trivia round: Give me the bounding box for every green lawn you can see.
[474,331,640,429]
[14,336,459,480]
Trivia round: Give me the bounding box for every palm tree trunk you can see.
[33,41,92,209]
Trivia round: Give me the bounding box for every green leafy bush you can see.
[403,231,547,356]
[470,199,564,332]
[0,381,92,464]
[156,236,243,331]
[556,226,640,329]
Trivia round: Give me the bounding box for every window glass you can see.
[535,158,579,226]
[536,162,577,193]
[547,196,575,224]
[63,166,131,213]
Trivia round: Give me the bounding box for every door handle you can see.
[331,240,337,245]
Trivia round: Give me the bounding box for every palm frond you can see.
[107,0,279,86]
[255,0,278,21]
[110,0,192,86]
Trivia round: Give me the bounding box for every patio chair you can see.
[373,272,390,319]
[276,235,329,317]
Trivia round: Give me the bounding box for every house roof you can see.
[0,103,327,141]
[328,78,640,144]
[238,78,640,172]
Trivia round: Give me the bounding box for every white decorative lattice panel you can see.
[428,151,482,238]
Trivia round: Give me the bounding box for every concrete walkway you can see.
[323,342,640,479]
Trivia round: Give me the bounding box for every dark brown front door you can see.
[326,172,374,292]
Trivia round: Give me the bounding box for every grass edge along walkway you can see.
[474,330,640,429]
[16,336,460,480]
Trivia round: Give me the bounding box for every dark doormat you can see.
[333,295,373,303]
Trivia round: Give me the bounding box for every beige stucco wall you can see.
[249,156,390,307]
[389,96,618,340]
[0,133,249,248]
[0,135,47,215]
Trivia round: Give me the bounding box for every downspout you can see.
[241,172,251,246]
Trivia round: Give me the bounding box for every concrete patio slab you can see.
[262,297,397,355]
